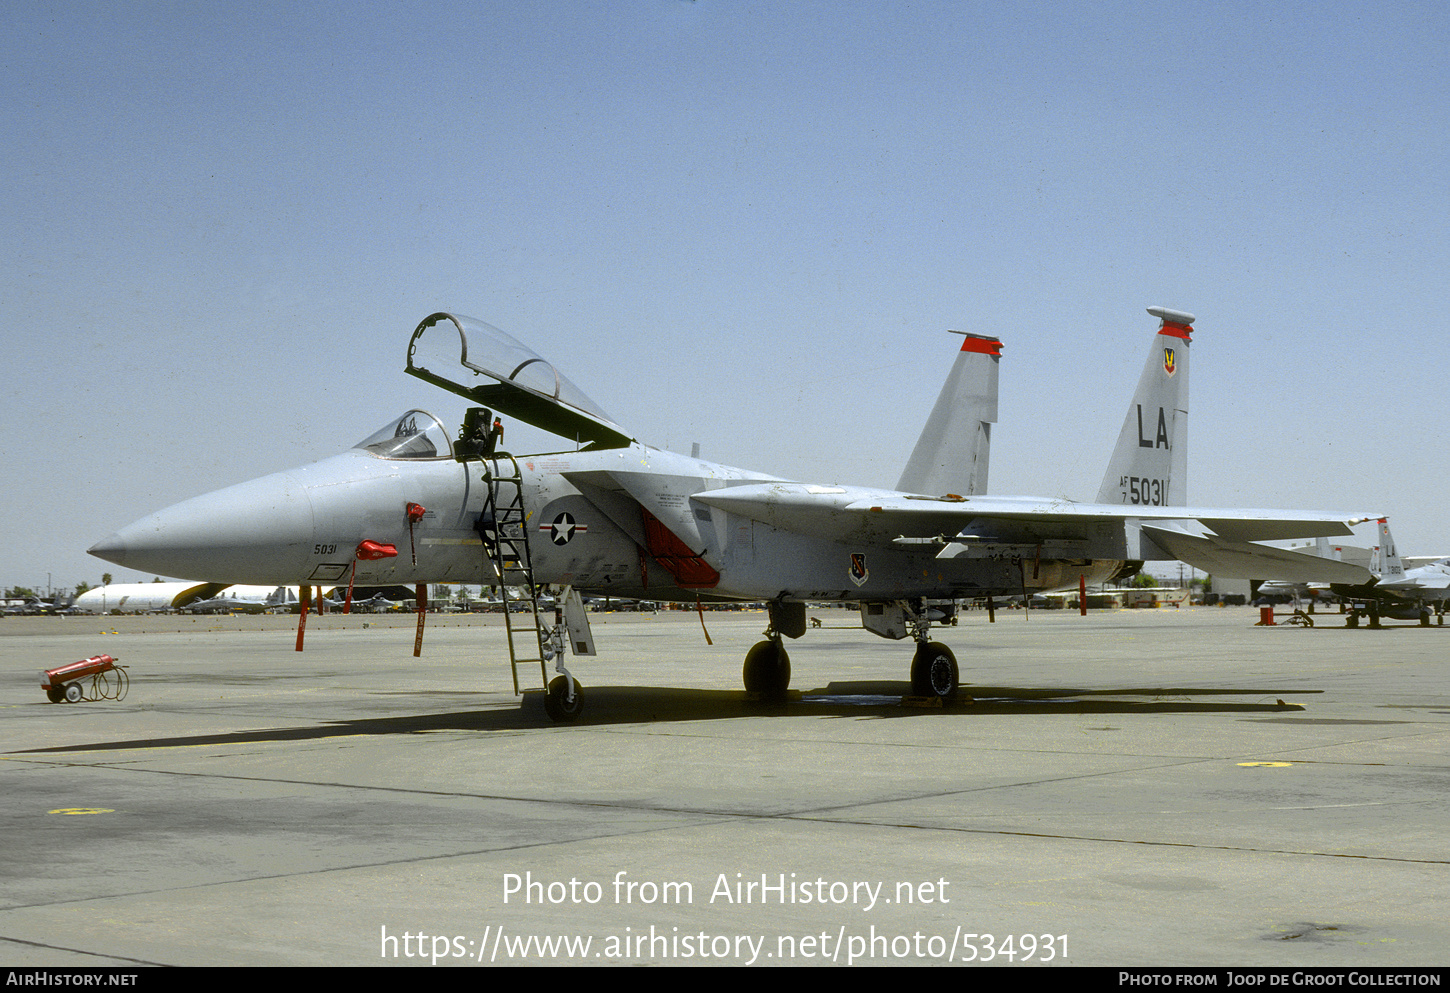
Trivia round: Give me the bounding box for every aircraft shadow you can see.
[15,682,1313,753]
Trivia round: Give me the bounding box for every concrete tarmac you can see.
[1,605,1447,967]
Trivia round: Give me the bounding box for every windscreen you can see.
[353,410,452,460]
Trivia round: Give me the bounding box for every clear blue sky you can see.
[4,0,1447,592]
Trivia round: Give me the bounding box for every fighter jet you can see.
[347,590,411,613]
[184,585,299,614]
[1255,523,1449,625]
[1329,520,1450,626]
[89,307,1377,720]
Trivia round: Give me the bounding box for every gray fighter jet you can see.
[1329,520,1450,626]
[90,307,1377,720]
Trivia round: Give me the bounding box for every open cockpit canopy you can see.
[405,312,632,450]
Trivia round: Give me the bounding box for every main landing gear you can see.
[910,641,959,699]
[742,601,802,700]
[906,599,962,700]
[742,638,791,699]
[862,598,961,701]
[740,598,962,704]
[1345,601,1441,628]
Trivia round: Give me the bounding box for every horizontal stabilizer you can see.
[1141,525,1375,582]
[1191,517,1364,543]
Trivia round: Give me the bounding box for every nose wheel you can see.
[544,674,584,722]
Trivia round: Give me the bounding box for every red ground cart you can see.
[41,654,127,703]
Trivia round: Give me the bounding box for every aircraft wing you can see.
[693,484,1375,579]
[405,312,634,450]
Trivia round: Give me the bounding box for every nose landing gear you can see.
[544,673,584,722]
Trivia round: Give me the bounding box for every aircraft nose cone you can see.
[87,469,318,583]
[88,532,129,567]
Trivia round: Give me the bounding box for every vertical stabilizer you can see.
[1097,307,1194,506]
[1372,519,1407,582]
[896,333,1002,496]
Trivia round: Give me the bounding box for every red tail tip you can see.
[954,332,1003,356]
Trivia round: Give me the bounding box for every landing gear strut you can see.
[540,607,585,722]
[743,601,800,699]
[907,600,959,700]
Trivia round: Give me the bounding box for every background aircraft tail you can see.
[1096,307,1194,506]
[1372,519,1407,582]
[896,332,1002,496]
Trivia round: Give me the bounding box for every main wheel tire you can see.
[63,682,84,703]
[46,685,65,704]
[543,675,584,722]
[742,640,791,698]
[911,642,959,699]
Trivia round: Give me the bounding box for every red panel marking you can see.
[1157,322,1193,340]
[640,507,720,588]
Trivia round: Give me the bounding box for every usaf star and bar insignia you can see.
[541,513,587,546]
